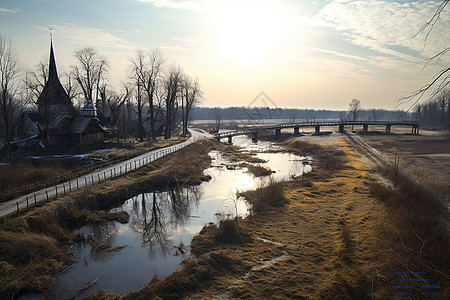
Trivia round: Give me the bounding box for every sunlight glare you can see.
[213,0,288,67]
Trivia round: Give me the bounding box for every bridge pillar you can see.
[315,125,320,134]
[385,125,391,134]
[338,124,344,133]
[275,128,281,139]
[252,132,258,143]
[363,124,369,132]
[294,127,299,135]
[228,136,232,144]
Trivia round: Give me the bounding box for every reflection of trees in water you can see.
[82,222,119,260]
[129,186,201,256]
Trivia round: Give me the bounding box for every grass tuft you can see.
[240,177,286,214]
[284,139,345,171]
[191,219,253,256]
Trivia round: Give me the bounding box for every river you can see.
[23,136,311,299]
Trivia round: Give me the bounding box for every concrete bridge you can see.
[214,121,420,143]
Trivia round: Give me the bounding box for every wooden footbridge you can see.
[214,121,419,143]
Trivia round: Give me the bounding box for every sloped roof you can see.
[70,117,106,134]
[36,41,71,106]
[48,112,72,129]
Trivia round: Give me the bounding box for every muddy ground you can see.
[359,133,450,203]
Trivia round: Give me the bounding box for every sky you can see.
[0,0,449,111]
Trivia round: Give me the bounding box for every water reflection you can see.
[49,137,312,299]
[123,187,201,256]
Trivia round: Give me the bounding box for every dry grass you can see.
[0,137,189,202]
[121,136,447,299]
[191,219,253,256]
[238,162,273,177]
[83,289,121,300]
[0,139,214,299]
[0,164,68,201]
[122,251,248,300]
[240,177,286,214]
[367,166,449,298]
[0,231,69,299]
[284,139,346,171]
[213,143,266,163]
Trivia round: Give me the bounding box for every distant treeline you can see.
[191,107,414,122]
[416,89,450,129]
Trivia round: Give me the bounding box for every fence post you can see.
[91,175,94,183]
[114,168,116,177]
[77,179,79,189]
[120,166,122,175]
[63,184,66,195]
[110,169,113,178]
[69,181,72,192]
[85,177,87,186]
[135,161,137,169]
[26,197,29,210]
[104,171,106,179]
[16,202,19,213]
[98,173,100,182]
[46,190,49,201]
[34,193,37,205]
[55,185,58,198]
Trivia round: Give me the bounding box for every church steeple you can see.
[48,39,58,80]
[37,36,73,123]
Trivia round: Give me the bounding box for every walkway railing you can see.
[0,134,205,218]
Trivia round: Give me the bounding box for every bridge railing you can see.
[214,120,419,139]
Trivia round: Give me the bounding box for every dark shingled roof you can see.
[36,41,71,106]
[70,117,106,135]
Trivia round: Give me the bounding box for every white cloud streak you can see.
[0,7,17,13]
[317,0,450,62]
[34,23,135,50]
[136,0,210,10]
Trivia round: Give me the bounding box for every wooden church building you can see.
[36,41,106,147]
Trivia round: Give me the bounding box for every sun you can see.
[212,1,288,67]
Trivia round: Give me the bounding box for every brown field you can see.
[1,133,448,299]
[360,134,450,204]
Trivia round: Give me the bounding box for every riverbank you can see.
[0,139,214,299]
[102,135,448,299]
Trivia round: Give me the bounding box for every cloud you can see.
[317,0,450,62]
[34,23,135,50]
[136,0,209,10]
[298,46,368,61]
[0,7,17,13]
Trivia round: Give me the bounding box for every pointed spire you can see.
[48,37,58,80]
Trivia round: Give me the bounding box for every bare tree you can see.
[130,49,165,142]
[0,35,25,163]
[61,70,80,102]
[180,75,202,137]
[349,98,361,129]
[71,48,109,103]
[24,59,47,104]
[100,83,131,127]
[163,65,183,139]
[214,107,222,133]
[399,0,449,116]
